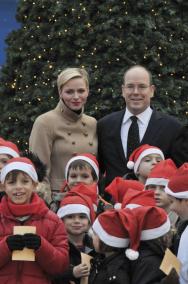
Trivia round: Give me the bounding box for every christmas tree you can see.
[0,0,187,149]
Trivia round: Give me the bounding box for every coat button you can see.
[89,142,93,146]
[72,141,76,145]
[68,132,71,136]
[82,122,86,126]
[83,132,88,137]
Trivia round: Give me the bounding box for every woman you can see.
[29,68,98,204]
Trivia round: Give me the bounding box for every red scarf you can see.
[1,193,48,217]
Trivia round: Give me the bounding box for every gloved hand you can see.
[6,234,25,251]
[23,233,41,250]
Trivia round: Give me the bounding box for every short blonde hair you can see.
[57,67,89,92]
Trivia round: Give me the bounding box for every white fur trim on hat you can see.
[145,178,169,187]
[125,204,142,209]
[141,217,170,240]
[165,186,188,199]
[65,156,99,180]
[0,146,19,158]
[134,148,164,174]
[125,248,139,260]
[1,161,38,183]
[57,204,91,220]
[92,218,129,248]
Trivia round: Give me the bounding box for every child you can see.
[0,157,69,283]
[165,163,188,284]
[104,176,144,208]
[145,159,178,228]
[65,153,99,189]
[0,138,20,200]
[89,208,135,284]
[51,153,99,212]
[55,186,96,284]
[127,144,165,184]
[129,205,179,284]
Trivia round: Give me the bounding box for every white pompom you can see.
[127,161,134,169]
[114,203,122,210]
[125,248,139,260]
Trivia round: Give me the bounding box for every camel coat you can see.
[29,100,97,197]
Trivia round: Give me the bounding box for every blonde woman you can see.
[29,68,98,205]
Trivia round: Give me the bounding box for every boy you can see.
[165,163,188,284]
[64,153,99,189]
[55,187,96,284]
[145,159,178,227]
[127,144,164,184]
[0,157,69,283]
[51,153,99,212]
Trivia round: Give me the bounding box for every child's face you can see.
[169,196,188,220]
[137,154,163,181]
[147,185,171,211]
[0,154,11,170]
[91,231,101,253]
[4,172,36,204]
[63,213,90,236]
[68,166,94,189]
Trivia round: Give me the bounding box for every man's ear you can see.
[150,85,155,98]
[122,85,125,98]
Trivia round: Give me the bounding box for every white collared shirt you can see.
[121,106,153,158]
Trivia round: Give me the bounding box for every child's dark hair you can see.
[67,160,98,181]
[20,151,47,182]
[5,170,35,183]
[98,239,124,253]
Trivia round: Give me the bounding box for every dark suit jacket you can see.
[97,109,185,186]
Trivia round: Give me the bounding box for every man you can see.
[97,65,186,186]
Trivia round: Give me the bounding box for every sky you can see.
[0,0,20,67]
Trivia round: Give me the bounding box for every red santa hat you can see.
[92,209,139,256]
[125,206,170,260]
[57,190,95,223]
[1,157,38,183]
[145,159,177,188]
[70,183,98,212]
[65,153,99,180]
[121,188,156,209]
[165,163,188,199]
[105,177,144,209]
[0,139,19,158]
[127,144,164,174]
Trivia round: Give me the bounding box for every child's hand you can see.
[23,233,41,250]
[73,263,90,278]
[6,234,25,251]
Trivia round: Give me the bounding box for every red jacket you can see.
[0,194,69,284]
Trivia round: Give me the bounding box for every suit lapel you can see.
[113,110,127,164]
[141,110,163,144]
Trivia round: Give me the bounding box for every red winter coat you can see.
[0,194,69,284]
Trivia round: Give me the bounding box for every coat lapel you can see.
[141,110,163,144]
[113,110,127,164]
